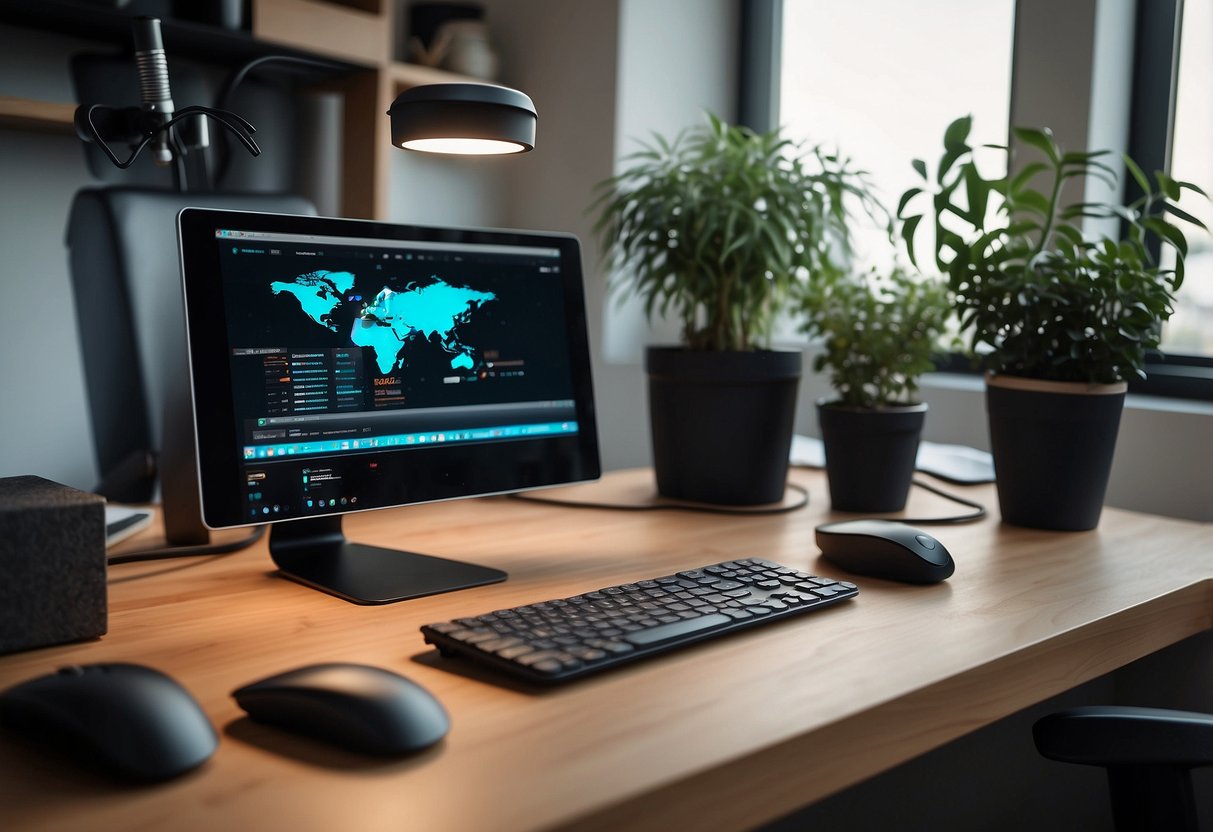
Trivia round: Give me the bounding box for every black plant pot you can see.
[986,375,1126,531]
[817,401,926,513]
[646,347,801,505]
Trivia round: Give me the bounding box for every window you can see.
[1158,0,1213,357]
[777,0,1016,272]
[757,0,1213,398]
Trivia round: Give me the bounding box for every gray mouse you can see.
[232,663,449,755]
[816,519,955,584]
[0,663,218,781]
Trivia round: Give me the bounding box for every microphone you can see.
[73,15,260,181]
[131,16,175,166]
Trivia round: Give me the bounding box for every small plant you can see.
[801,268,952,409]
[592,113,881,352]
[899,116,1208,383]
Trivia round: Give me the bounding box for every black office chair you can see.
[1033,706,1213,831]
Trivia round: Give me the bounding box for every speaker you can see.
[0,476,107,655]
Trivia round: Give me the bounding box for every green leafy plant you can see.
[899,116,1208,383]
[592,113,882,352]
[801,268,952,408]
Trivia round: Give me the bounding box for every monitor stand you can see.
[268,515,507,605]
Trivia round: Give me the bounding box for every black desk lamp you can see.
[388,83,536,156]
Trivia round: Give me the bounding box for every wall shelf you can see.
[0,0,483,220]
[0,97,77,134]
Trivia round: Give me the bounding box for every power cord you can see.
[107,525,266,565]
[507,483,810,515]
[895,479,987,525]
[507,479,986,524]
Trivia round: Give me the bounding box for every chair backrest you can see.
[66,187,316,501]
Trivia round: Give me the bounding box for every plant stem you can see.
[1033,159,1064,257]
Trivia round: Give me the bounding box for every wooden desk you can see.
[1,469,1210,831]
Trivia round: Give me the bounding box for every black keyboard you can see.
[421,558,858,683]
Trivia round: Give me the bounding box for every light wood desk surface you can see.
[1,468,1210,832]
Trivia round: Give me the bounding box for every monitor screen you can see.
[177,209,600,602]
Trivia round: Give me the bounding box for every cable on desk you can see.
[511,479,983,524]
[507,483,810,515]
[896,479,987,524]
[107,525,267,565]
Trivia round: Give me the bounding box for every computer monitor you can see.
[177,208,600,604]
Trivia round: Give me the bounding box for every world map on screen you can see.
[270,270,496,374]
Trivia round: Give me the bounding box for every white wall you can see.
[475,0,739,472]
[0,25,105,490]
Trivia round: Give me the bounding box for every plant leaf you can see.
[897,187,922,218]
[1012,127,1060,163]
[943,115,973,151]
[900,214,923,266]
[1162,201,1209,230]
[1123,155,1151,195]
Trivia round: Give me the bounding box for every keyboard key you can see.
[624,613,732,646]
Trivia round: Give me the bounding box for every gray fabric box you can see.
[0,476,107,654]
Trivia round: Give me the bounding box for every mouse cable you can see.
[107,525,267,565]
[507,483,810,515]
[894,479,987,525]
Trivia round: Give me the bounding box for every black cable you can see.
[895,479,987,525]
[107,525,267,565]
[212,54,349,182]
[216,54,346,112]
[84,104,260,170]
[507,483,810,515]
[508,478,985,524]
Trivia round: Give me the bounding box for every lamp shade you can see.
[388,83,536,155]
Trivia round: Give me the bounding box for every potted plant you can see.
[593,114,878,505]
[800,267,952,512]
[899,116,1207,530]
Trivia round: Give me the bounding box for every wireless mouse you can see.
[815,519,955,584]
[232,663,449,755]
[0,663,218,781]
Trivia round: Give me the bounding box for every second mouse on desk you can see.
[0,663,217,782]
[232,663,449,755]
[815,519,955,584]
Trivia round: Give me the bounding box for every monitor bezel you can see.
[178,207,600,530]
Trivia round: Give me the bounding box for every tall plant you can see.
[593,113,881,352]
[899,116,1207,383]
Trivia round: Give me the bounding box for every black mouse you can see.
[0,663,217,781]
[232,663,449,755]
[815,519,955,584]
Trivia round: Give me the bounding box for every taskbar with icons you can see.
[242,420,579,461]
[248,496,360,519]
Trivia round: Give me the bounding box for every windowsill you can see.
[922,372,1213,416]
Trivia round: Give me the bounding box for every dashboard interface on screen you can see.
[179,210,599,529]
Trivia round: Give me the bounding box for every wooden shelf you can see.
[0,0,482,220]
[0,97,76,134]
[389,61,480,94]
[252,0,387,66]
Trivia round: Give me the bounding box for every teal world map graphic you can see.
[270,270,496,374]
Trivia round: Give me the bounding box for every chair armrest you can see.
[1033,706,1213,768]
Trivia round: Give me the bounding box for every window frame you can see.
[747,0,1213,401]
